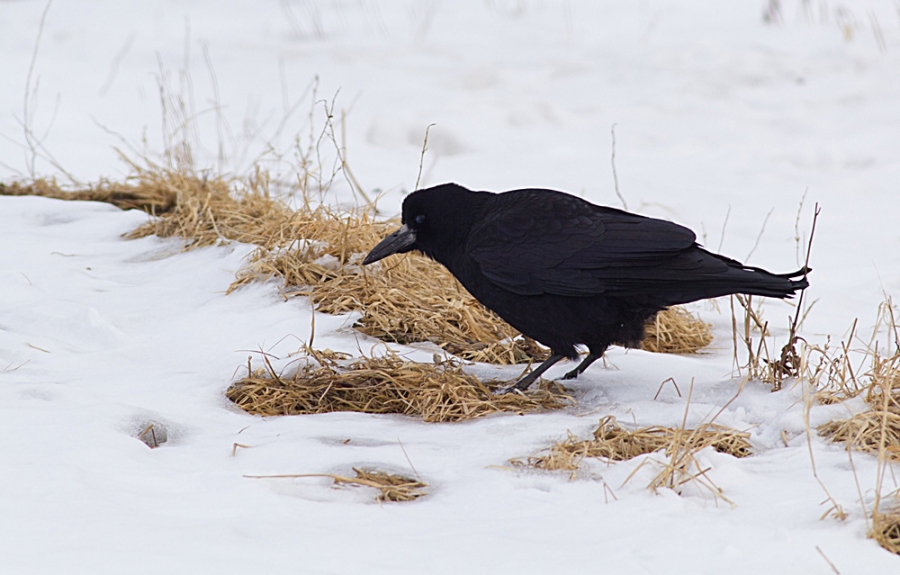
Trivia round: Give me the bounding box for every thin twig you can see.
[415,123,435,191]
[610,124,627,210]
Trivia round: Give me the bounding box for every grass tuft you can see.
[641,306,713,354]
[226,351,572,423]
[512,415,751,474]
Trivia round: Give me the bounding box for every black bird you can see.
[363,184,809,391]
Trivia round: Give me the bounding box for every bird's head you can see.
[362,183,487,266]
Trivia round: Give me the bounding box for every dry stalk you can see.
[811,298,900,553]
[729,204,816,390]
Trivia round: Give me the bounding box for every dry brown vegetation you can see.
[511,410,752,503]
[642,306,712,354]
[792,299,900,555]
[812,302,900,461]
[245,467,428,503]
[873,504,900,555]
[0,175,178,214]
[515,415,752,472]
[226,351,572,423]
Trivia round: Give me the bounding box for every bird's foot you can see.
[492,354,566,395]
[559,353,601,381]
[494,373,540,395]
[560,368,581,380]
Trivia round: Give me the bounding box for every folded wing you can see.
[466,189,756,299]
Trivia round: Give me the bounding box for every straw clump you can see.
[226,352,571,423]
[641,306,713,354]
[873,505,900,555]
[0,176,178,214]
[245,467,428,503]
[818,351,900,461]
[347,468,428,502]
[514,415,752,473]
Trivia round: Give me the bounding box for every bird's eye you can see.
[414,214,426,225]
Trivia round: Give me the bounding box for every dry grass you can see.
[513,415,752,474]
[512,382,751,503]
[817,347,900,462]
[125,168,297,249]
[226,352,572,423]
[347,468,428,502]
[0,176,177,214]
[641,306,712,354]
[245,467,428,503]
[808,299,900,554]
[873,504,900,555]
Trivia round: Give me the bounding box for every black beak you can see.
[363,224,417,265]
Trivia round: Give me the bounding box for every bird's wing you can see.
[466,189,709,297]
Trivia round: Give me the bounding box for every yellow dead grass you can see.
[873,505,900,555]
[641,306,713,354]
[818,352,900,462]
[226,352,572,422]
[513,414,752,472]
[245,467,428,503]
[510,412,751,503]
[0,176,177,214]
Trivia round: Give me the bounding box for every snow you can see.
[2,0,900,572]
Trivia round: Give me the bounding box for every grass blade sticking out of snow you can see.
[226,351,572,422]
[245,468,428,503]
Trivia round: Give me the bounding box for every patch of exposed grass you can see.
[226,351,572,422]
[245,467,428,503]
[512,415,751,473]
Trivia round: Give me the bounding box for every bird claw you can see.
[493,384,523,396]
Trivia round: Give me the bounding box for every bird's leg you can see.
[500,354,566,393]
[561,353,601,380]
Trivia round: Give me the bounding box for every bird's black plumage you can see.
[363,183,809,390]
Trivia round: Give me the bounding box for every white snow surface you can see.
[2,1,900,573]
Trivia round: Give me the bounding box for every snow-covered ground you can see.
[2,1,900,572]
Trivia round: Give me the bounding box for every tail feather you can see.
[712,264,809,300]
[641,261,810,307]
